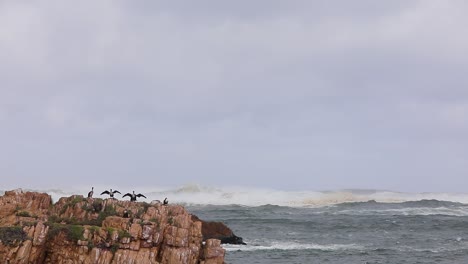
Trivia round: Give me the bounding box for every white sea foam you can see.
[6,184,468,207]
[147,185,468,207]
[384,207,468,216]
[388,242,468,253]
[224,240,468,253]
[223,241,364,252]
[334,207,468,216]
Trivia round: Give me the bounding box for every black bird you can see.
[87,187,94,198]
[123,191,147,202]
[101,189,121,198]
[163,198,168,205]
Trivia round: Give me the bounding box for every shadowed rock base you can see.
[191,215,246,245]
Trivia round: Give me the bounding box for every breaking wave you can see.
[223,240,468,253]
[3,184,468,208]
[223,241,364,252]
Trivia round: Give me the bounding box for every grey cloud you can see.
[1,1,468,192]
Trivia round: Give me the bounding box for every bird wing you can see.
[113,190,121,194]
[101,191,110,195]
[122,193,131,198]
[136,194,147,198]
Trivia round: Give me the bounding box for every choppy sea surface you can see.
[3,185,468,264]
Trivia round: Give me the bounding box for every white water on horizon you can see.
[3,184,468,207]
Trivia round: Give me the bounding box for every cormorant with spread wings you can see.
[123,191,147,201]
[101,189,121,198]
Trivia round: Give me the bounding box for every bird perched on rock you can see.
[163,198,169,205]
[87,187,94,198]
[123,191,147,201]
[101,189,121,198]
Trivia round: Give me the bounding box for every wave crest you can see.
[10,184,468,208]
[223,241,364,252]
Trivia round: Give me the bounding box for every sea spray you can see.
[35,184,468,207]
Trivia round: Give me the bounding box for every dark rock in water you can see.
[191,215,247,245]
[219,234,246,245]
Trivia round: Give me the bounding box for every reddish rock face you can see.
[191,215,246,245]
[0,189,226,264]
[0,189,52,226]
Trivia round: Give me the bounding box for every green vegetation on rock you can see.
[16,211,31,217]
[46,223,84,242]
[0,226,28,246]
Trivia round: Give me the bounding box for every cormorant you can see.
[87,187,94,198]
[122,191,147,201]
[101,189,121,198]
[163,198,168,205]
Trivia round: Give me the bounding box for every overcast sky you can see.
[1,0,468,192]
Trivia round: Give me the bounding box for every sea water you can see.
[188,202,468,264]
[6,186,468,264]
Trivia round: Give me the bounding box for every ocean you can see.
[4,185,468,263]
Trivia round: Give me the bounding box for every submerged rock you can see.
[0,189,226,264]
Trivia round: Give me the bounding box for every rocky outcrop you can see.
[0,189,225,264]
[191,215,246,245]
[0,189,51,227]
